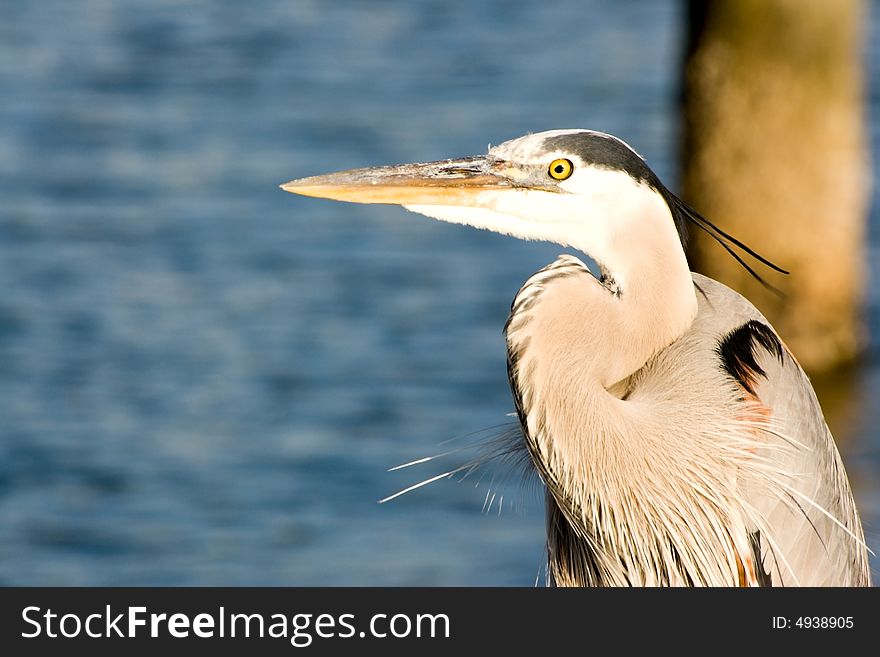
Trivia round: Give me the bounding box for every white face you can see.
[404,129,670,261]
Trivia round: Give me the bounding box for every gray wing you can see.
[691,273,871,586]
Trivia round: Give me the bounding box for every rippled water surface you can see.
[0,0,878,584]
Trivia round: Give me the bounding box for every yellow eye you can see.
[548,158,574,181]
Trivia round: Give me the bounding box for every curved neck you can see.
[506,184,700,475]
[560,182,698,387]
[505,189,705,585]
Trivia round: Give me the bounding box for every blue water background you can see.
[0,0,877,585]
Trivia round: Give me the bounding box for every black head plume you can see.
[659,187,789,297]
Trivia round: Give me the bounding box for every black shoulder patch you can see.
[717,320,785,395]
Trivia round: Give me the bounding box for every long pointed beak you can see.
[280,156,517,206]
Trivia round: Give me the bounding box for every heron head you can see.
[281,130,683,266]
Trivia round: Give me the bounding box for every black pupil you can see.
[554,164,564,173]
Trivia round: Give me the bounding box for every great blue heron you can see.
[282,129,871,586]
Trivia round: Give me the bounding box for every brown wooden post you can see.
[681,0,869,374]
